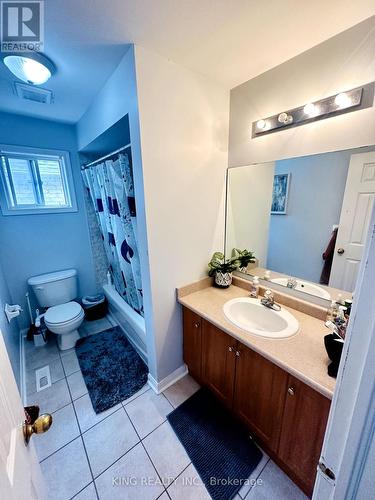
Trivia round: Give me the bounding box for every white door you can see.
[0,330,45,500]
[329,151,375,291]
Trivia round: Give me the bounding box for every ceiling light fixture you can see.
[3,52,55,85]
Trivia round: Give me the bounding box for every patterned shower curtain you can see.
[82,149,143,316]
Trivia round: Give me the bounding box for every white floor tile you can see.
[72,482,98,500]
[79,317,113,337]
[74,393,122,433]
[125,391,173,438]
[67,370,88,400]
[122,384,150,406]
[163,375,200,408]
[25,338,60,371]
[167,463,210,500]
[143,421,190,485]
[61,350,81,376]
[156,493,169,500]
[40,437,92,500]
[26,357,65,396]
[238,448,269,498]
[246,460,308,499]
[83,408,139,478]
[35,403,80,462]
[27,378,71,414]
[95,442,164,500]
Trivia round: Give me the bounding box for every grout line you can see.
[122,405,168,491]
[80,405,124,435]
[91,439,141,481]
[165,461,192,493]
[38,433,80,464]
[68,481,98,500]
[121,386,151,407]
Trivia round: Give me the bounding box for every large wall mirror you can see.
[225,146,375,304]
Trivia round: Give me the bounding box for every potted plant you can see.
[208,252,239,288]
[232,248,256,274]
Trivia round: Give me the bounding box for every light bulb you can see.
[335,92,351,109]
[256,119,267,130]
[3,54,53,85]
[303,103,317,116]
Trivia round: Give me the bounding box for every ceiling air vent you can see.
[14,82,53,104]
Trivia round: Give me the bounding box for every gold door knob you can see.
[23,414,53,445]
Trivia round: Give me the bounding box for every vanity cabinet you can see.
[233,344,288,453]
[201,321,237,407]
[182,308,202,381]
[182,307,331,497]
[278,376,331,493]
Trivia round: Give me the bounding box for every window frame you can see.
[0,145,78,215]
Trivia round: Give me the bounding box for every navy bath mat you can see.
[75,327,148,413]
[167,388,263,500]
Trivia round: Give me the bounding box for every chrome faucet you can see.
[261,289,281,311]
[287,277,297,289]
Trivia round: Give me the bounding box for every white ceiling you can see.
[0,0,374,124]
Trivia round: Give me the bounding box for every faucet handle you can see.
[264,289,274,300]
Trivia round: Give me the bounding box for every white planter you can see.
[215,271,233,288]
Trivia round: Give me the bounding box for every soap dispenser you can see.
[250,276,260,298]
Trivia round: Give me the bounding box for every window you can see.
[0,146,77,215]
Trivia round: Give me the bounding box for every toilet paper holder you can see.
[5,303,22,322]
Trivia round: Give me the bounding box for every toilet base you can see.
[57,329,80,351]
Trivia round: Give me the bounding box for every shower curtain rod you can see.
[81,143,131,169]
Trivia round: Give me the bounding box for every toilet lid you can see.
[45,301,82,324]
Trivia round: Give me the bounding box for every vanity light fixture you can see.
[256,119,267,130]
[252,84,373,137]
[303,103,317,117]
[334,92,351,109]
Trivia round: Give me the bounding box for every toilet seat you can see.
[45,301,83,326]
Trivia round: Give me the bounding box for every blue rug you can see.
[75,327,148,413]
[167,388,263,500]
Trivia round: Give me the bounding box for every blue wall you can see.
[0,112,97,329]
[0,259,20,387]
[267,151,351,282]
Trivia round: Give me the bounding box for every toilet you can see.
[28,269,84,350]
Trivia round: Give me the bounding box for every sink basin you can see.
[223,297,299,339]
[270,278,331,300]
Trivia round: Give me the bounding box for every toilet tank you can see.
[28,269,78,307]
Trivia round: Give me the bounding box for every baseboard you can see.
[148,364,188,394]
[19,328,28,405]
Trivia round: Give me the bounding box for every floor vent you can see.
[14,82,53,104]
[36,365,52,392]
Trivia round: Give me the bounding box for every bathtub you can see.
[102,284,147,363]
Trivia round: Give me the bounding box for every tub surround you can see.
[178,277,335,399]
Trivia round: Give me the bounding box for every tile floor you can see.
[25,317,308,500]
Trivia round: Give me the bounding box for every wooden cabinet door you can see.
[233,344,288,453]
[183,307,203,380]
[278,376,331,496]
[202,320,237,407]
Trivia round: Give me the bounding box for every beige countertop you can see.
[178,283,336,400]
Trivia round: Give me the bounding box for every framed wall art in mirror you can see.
[225,145,375,305]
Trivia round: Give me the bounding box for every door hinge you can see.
[318,461,336,481]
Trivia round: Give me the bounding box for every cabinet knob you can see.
[194,322,200,328]
[228,346,233,352]
[235,350,241,357]
[288,387,295,396]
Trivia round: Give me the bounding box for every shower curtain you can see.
[82,149,143,316]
